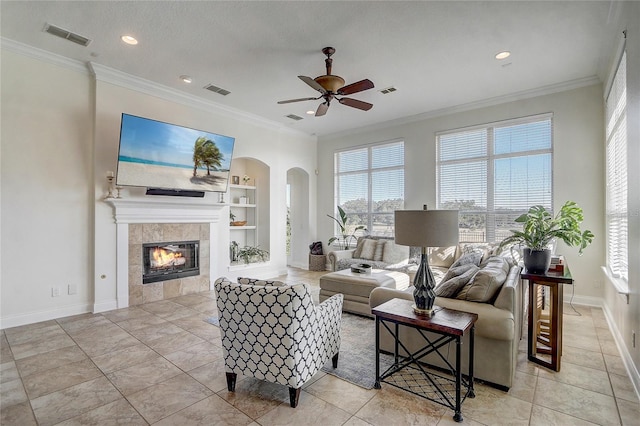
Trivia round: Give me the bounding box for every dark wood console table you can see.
[521,264,573,372]
[372,298,477,422]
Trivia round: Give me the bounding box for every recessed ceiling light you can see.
[180,75,192,84]
[306,110,315,115]
[495,51,511,60]
[121,35,138,45]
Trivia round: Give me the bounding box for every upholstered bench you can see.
[319,268,410,317]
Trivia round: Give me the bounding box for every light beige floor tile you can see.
[516,351,541,376]
[461,383,532,425]
[538,361,613,396]
[343,416,375,426]
[106,356,182,395]
[0,361,20,384]
[609,373,639,403]
[101,306,155,322]
[256,391,352,426]
[4,324,67,346]
[73,329,140,357]
[617,398,640,426]
[305,373,376,414]
[533,376,619,425]
[23,358,102,399]
[188,358,236,392]
[3,320,58,337]
[436,413,485,425]
[126,373,213,424]
[55,313,99,325]
[0,378,28,409]
[505,370,538,402]
[604,354,628,377]
[172,294,212,307]
[530,404,599,425]
[355,385,446,426]
[146,330,205,356]
[0,334,13,363]
[218,377,290,419]
[165,341,222,371]
[15,345,87,377]
[115,313,168,331]
[127,322,184,342]
[0,401,37,426]
[9,333,76,360]
[140,300,192,318]
[563,333,601,352]
[601,338,624,356]
[58,315,112,334]
[154,394,253,425]
[30,376,121,426]
[55,397,147,426]
[65,322,123,340]
[562,344,606,371]
[90,343,158,374]
[171,315,222,341]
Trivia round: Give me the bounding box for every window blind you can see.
[605,51,628,281]
[334,141,404,238]
[437,115,552,242]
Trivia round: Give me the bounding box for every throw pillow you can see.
[359,239,378,260]
[428,246,458,268]
[382,240,410,264]
[373,241,385,261]
[456,256,510,302]
[449,252,483,269]
[435,264,480,298]
[352,237,367,258]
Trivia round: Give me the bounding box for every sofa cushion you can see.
[373,241,385,261]
[428,246,457,268]
[435,263,480,298]
[353,237,367,258]
[456,256,510,303]
[359,239,378,260]
[382,240,410,264]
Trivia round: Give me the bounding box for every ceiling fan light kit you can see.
[278,47,374,116]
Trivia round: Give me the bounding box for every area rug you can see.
[204,312,388,389]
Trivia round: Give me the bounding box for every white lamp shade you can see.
[394,210,459,247]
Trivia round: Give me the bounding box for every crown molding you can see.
[321,75,602,141]
[1,37,89,74]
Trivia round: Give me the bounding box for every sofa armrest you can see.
[369,286,413,310]
[326,249,356,271]
[493,265,524,339]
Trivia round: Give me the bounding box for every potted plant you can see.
[498,201,594,273]
[327,206,367,250]
[237,245,269,264]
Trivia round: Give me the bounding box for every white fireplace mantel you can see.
[104,196,226,309]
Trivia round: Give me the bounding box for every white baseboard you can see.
[0,303,93,329]
[93,300,119,314]
[602,303,640,401]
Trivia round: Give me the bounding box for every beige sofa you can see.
[369,244,524,390]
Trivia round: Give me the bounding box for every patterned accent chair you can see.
[214,277,343,407]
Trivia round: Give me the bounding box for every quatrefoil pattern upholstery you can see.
[214,277,343,389]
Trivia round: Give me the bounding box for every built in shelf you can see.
[229,203,257,208]
[228,261,271,272]
[230,226,256,230]
[229,184,256,190]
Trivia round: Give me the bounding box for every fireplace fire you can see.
[143,240,199,284]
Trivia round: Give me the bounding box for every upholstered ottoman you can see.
[319,269,410,317]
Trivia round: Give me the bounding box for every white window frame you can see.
[436,114,554,243]
[333,140,405,238]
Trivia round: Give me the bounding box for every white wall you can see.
[1,50,94,326]
[317,84,605,303]
[1,46,318,327]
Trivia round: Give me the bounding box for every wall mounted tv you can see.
[116,113,235,193]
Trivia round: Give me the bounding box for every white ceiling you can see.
[1,1,619,137]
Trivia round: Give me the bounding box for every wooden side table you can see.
[372,298,478,422]
[521,264,573,372]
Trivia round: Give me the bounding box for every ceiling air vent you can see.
[380,86,397,95]
[286,114,304,121]
[43,23,91,47]
[204,84,230,96]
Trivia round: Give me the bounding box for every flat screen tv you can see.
[116,113,235,193]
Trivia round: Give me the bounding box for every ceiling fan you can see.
[278,47,374,116]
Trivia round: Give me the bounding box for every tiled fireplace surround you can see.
[107,197,224,309]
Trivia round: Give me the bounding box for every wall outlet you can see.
[633,331,636,348]
[51,287,60,297]
[68,284,77,295]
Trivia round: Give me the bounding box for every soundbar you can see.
[146,188,206,198]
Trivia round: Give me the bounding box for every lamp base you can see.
[412,304,434,316]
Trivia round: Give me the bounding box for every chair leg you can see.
[225,372,237,392]
[332,352,339,368]
[289,387,301,408]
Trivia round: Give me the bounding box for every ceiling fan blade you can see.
[339,97,373,111]
[316,102,329,117]
[299,75,327,94]
[277,97,318,104]
[337,79,374,96]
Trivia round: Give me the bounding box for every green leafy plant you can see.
[327,205,367,250]
[498,201,594,255]
[237,245,269,264]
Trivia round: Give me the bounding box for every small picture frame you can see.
[232,175,240,185]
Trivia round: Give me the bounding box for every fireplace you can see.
[142,240,200,284]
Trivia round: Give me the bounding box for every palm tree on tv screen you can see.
[192,137,224,177]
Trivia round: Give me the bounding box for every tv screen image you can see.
[116,113,235,193]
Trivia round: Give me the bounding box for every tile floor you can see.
[1,268,638,425]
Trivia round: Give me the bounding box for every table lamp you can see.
[394,206,459,316]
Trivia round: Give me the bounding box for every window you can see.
[605,51,628,282]
[334,141,404,238]
[437,115,553,242]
